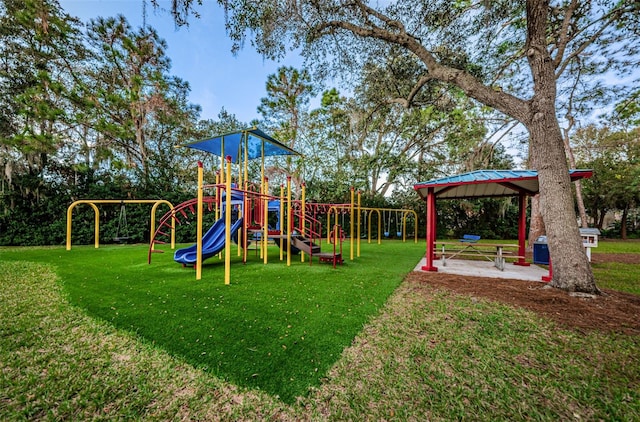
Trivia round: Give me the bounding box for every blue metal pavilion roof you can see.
[181,127,300,163]
[414,169,593,200]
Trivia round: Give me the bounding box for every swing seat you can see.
[113,236,131,243]
[384,231,390,238]
[396,231,402,237]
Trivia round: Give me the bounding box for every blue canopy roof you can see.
[414,169,593,200]
[181,127,300,163]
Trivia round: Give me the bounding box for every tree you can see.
[166,0,640,294]
[306,51,494,199]
[350,52,491,196]
[574,125,640,239]
[0,0,93,228]
[299,88,358,202]
[82,15,188,187]
[257,66,315,193]
[0,0,86,192]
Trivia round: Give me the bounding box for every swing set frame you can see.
[66,199,175,250]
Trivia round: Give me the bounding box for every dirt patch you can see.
[591,253,640,264]
[407,262,640,336]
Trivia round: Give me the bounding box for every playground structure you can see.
[66,199,175,250]
[148,158,358,283]
[152,128,420,284]
[65,128,419,285]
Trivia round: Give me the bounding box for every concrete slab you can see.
[413,257,549,282]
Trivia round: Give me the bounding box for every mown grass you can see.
[0,260,294,420]
[1,240,639,420]
[590,239,640,294]
[304,283,640,420]
[1,241,424,403]
[592,261,640,294]
[594,238,640,253]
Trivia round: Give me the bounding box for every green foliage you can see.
[574,124,640,237]
[614,85,640,125]
[82,15,200,187]
[258,66,316,190]
[0,0,86,176]
[437,197,520,240]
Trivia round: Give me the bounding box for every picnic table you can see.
[436,240,525,271]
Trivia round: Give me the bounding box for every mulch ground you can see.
[407,253,640,336]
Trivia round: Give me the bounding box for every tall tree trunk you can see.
[528,194,545,252]
[621,206,629,240]
[526,0,598,294]
[529,116,597,293]
[573,180,588,227]
[560,60,589,229]
[563,129,589,228]
[597,210,606,230]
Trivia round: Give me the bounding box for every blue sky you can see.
[60,0,304,123]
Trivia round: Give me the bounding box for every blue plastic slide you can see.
[174,217,244,265]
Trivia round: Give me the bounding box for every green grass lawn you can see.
[1,239,639,419]
[593,238,640,253]
[1,240,425,403]
[589,239,640,294]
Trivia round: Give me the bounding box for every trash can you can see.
[533,235,549,265]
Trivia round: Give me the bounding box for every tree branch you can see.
[552,0,578,69]
[387,75,433,108]
[554,4,630,78]
[313,17,530,123]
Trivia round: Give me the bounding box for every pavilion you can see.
[413,169,593,272]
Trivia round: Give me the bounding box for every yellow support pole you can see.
[237,185,242,258]
[92,204,100,249]
[357,191,361,257]
[263,178,269,265]
[220,137,225,184]
[408,210,418,243]
[244,131,249,190]
[326,208,333,243]
[367,210,373,244]
[279,184,284,261]
[242,132,249,260]
[260,140,265,260]
[300,182,306,263]
[286,176,292,267]
[150,201,176,249]
[402,211,408,243]
[350,187,354,261]
[66,202,100,250]
[215,171,220,221]
[377,209,382,244]
[196,161,204,281]
[225,156,232,285]
[237,137,243,189]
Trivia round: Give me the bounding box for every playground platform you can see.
[413,257,548,282]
